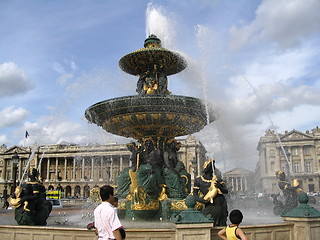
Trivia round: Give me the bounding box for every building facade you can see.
[255,127,320,195]
[224,168,254,195]
[0,135,207,198]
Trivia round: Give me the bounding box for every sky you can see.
[1,0,320,171]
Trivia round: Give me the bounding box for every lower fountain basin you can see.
[85,95,215,139]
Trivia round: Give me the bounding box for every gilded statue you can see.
[193,159,228,226]
[273,170,302,215]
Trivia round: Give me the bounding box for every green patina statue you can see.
[9,168,52,225]
[116,138,189,203]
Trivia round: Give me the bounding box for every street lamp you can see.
[12,152,20,194]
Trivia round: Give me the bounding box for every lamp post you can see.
[12,152,20,194]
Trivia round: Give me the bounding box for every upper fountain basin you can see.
[119,47,187,76]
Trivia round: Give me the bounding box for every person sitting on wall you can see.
[193,159,228,226]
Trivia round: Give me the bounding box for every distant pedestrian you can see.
[94,185,125,240]
[218,209,247,240]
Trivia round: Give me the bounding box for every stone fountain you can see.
[85,34,215,221]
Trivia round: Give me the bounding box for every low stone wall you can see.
[0,222,297,240]
[212,223,294,240]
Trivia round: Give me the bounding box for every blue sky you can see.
[1,0,320,170]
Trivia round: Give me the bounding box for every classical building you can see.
[255,127,320,195]
[0,135,207,198]
[224,168,254,195]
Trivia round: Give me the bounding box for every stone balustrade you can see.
[0,220,318,240]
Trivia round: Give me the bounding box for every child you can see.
[218,209,247,240]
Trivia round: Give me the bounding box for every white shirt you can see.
[94,202,123,240]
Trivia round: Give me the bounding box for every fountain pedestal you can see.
[282,192,320,240]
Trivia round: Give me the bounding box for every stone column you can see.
[72,158,76,181]
[120,156,123,172]
[231,177,234,192]
[55,157,59,181]
[64,157,67,181]
[300,145,305,173]
[275,147,281,170]
[100,156,103,181]
[81,157,85,181]
[314,146,319,174]
[110,156,113,184]
[91,157,94,181]
[196,148,201,177]
[18,160,22,181]
[3,159,7,182]
[46,158,50,181]
[244,177,247,191]
[235,177,238,191]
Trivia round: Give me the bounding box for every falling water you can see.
[19,145,38,185]
[37,145,50,170]
[239,73,294,178]
[195,24,218,126]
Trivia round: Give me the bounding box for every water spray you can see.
[234,69,295,178]
[19,144,38,186]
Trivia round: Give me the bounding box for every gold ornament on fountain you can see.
[203,175,222,203]
[292,178,303,194]
[158,184,168,201]
[202,158,222,203]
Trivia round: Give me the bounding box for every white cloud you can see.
[0,106,29,128]
[0,62,34,98]
[17,117,127,147]
[229,0,320,50]
[52,61,76,86]
[0,135,8,145]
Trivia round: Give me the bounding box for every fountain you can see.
[1,33,320,240]
[85,34,215,221]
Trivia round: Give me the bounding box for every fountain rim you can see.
[85,94,209,110]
